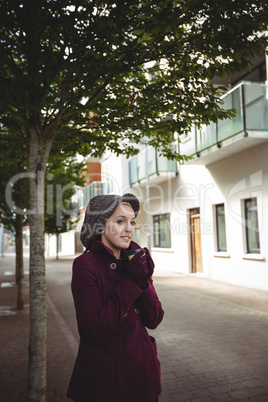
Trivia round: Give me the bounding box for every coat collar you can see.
[90,240,141,260]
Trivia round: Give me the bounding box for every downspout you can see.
[241,83,248,137]
[155,149,159,176]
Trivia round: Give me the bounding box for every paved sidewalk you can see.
[152,275,268,402]
[0,248,76,402]
[1,247,268,401]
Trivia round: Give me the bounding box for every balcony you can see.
[129,146,178,186]
[83,181,110,207]
[180,81,268,165]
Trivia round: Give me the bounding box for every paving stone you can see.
[1,249,268,402]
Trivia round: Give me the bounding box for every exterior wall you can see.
[45,234,57,257]
[85,162,101,183]
[45,231,76,257]
[204,142,268,290]
[47,137,268,291]
[144,165,215,276]
[122,142,268,291]
[101,152,132,194]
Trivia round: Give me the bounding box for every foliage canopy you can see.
[0,0,267,161]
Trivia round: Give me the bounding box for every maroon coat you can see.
[67,241,164,402]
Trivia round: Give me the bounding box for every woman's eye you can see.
[117,220,124,224]
[131,221,136,226]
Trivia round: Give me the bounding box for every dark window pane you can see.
[153,214,171,248]
[216,204,227,252]
[245,198,260,253]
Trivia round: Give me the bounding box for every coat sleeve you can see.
[136,278,164,329]
[71,255,143,344]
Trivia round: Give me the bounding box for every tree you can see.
[45,157,85,259]
[0,1,266,399]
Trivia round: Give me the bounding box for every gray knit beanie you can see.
[80,193,140,251]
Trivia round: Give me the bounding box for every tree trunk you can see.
[27,132,47,402]
[15,214,24,310]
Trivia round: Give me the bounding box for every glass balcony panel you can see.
[244,83,268,130]
[157,152,177,173]
[135,147,156,181]
[196,123,216,153]
[137,151,146,181]
[101,182,110,195]
[179,127,196,156]
[147,147,157,176]
[83,181,110,206]
[92,182,103,197]
[76,187,84,210]
[129,157,138,184]
[177,82,268,160]
[129,145,177,185]
[218,86,243,141]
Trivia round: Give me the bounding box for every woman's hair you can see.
[80,193,140,251]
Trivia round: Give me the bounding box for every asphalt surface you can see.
[1,246,268,402]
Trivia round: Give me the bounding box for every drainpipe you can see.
[216,120,221,148]
[195,126,200,157]
[241,83,248,137]
[155,149,159,176]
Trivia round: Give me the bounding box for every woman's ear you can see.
[95,223,104,235]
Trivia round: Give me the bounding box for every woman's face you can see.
[101,203,136,258]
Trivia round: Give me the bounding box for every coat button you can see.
[110,263,117,270]
[134,308,140,314]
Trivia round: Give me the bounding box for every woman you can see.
[67,193,164,402]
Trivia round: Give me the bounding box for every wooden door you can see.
[190,209,203,273]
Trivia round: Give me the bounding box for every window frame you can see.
[215,203,227,252]
[244,197,260,254]
[153,213,171,248]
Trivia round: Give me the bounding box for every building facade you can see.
[51,56,268,292]
[101,57,268,291]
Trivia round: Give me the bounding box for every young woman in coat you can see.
[67,193,164,402]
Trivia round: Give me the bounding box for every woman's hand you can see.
[125,248,154,289]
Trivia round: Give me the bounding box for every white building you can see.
[100,57,268,291]
[52,56,268,292]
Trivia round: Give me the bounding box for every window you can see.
[153,213,171,248]
[245,198,260,253]
[215,204,227,252]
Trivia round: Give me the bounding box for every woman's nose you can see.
[125,222,133,232]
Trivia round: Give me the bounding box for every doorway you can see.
[189,208,203,273]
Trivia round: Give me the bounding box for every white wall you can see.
[147,165,214,275]
[45,231,75,257]
[101,152,132,195]
[205,142,268,290]
[99,145,268,290]
[126,143,268,290]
